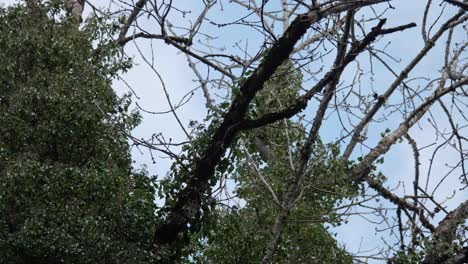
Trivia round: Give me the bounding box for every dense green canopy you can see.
[0,3,157,263]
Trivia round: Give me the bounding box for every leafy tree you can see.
[188,62,357,263]
[0,3,157,263]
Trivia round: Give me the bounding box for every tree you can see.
[0,2,157,263]
[111,1,466,263]
[188,61,358,263]
[2,0,467,263]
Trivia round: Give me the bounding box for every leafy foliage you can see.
[0,3,157,263]
[185,62,358,263]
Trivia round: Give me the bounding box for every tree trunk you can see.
[65,0,85,21]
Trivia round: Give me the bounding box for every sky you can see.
[1,0,466,263]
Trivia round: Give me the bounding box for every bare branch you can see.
[118,0,148,45]
[444,0,468,11]
[342,11,466,160]
[153,0,391,248]
[422,200,468,264]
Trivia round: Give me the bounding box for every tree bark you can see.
[65,0,85,21]
[422,201,468,264]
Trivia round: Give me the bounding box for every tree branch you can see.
[118,33,191,46]
[349,77,468,182]
[444,0,468,11]
[240,21,416,131]
[422,200,468,264]
[152,0,390,248]
[342,11,466,160]
[261,11,354,263]
[117,0,148,45]
[363,175,436,232]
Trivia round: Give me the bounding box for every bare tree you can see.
[76,0,467,262]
